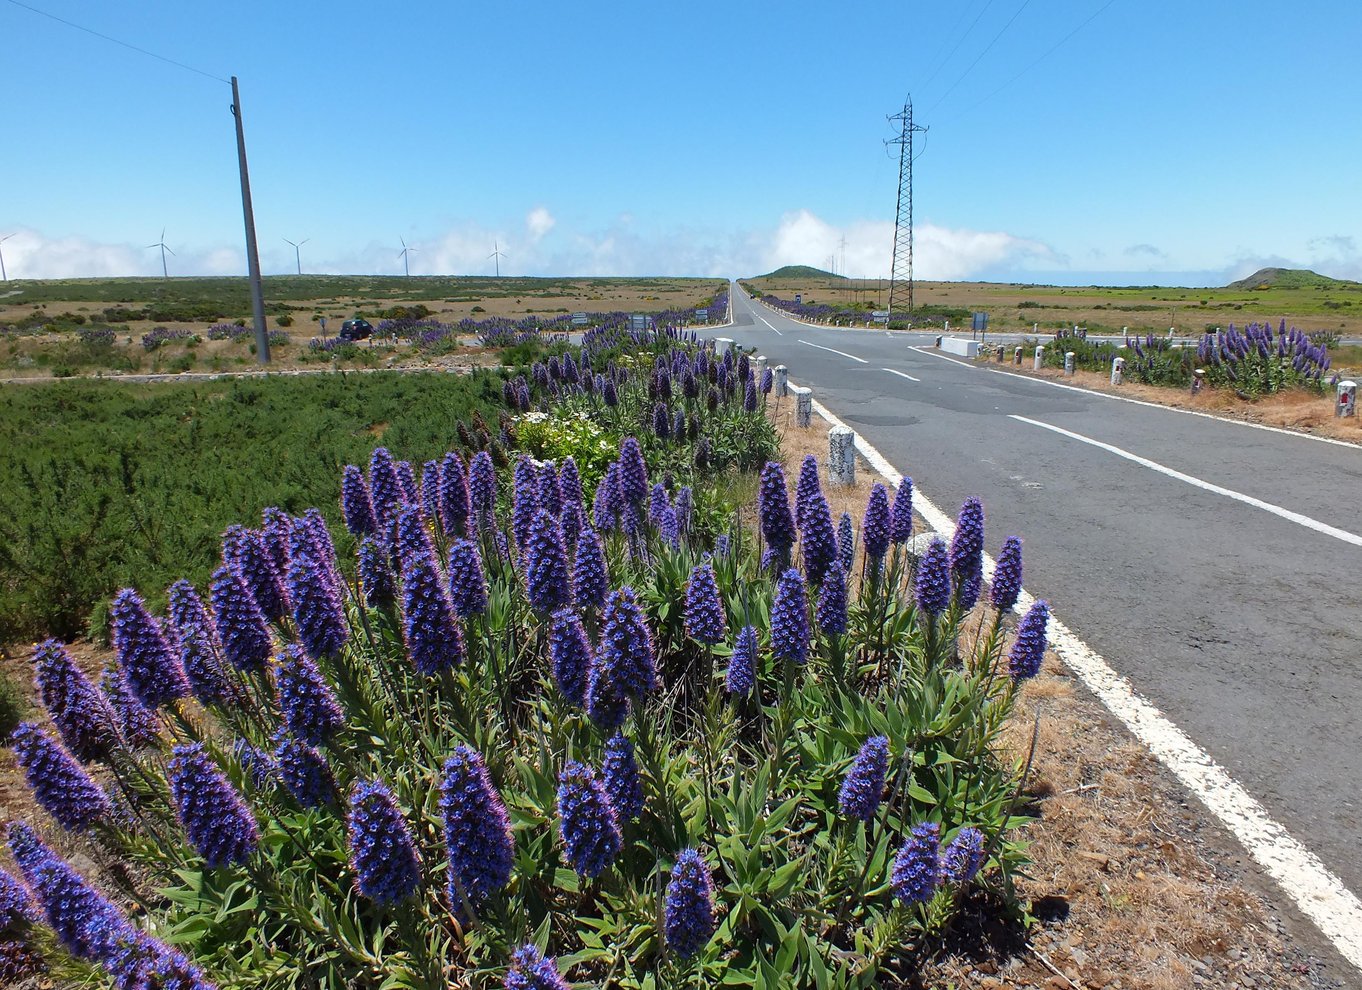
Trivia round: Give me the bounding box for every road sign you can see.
[972,312,988,333]
[871,310,889,323]
[630,314,650,332]
[795,294,802,304]
[695,308,708,321]
[571,312,588,326]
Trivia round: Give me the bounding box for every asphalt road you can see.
[726,284,1362,943]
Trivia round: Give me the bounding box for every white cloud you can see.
[0,227,242,280]
[526,207,555,242]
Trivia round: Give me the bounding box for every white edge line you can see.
[756,314,783,336]
[908,345,1362,451]
[1008,414,1362,548]
[799,339,869,364]
[799,387,1362,972]
[882,367,921,383]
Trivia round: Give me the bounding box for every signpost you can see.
[571,312,588,327]
[871,310,890,324]
[630,314,650,332]
[695,308,708,322]
[971,312,988,338]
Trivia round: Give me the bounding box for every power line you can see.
[3,0,228,83]
[918,0,999,95]
[927,0,1035,115]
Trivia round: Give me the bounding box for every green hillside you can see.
[759,265,846,280]
[1228,267,1362,291]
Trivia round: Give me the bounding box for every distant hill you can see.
[1228,267,1361,290]
[758,265,847,280]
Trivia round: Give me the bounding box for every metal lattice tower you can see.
[887,96,927,316]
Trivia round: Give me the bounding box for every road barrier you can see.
[829,426,856,486]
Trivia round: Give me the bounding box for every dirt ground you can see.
[771,400,1347,990]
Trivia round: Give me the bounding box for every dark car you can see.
[339,318,373,342]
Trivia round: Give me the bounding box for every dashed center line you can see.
[882,367,921,382]
[755,314,783,335]
[1009,414,1362,548]
[799,339,868,363]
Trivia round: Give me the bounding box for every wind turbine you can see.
[146,229,174,279]
[0,233,13,281]
[398,236,416,277]
[283,237,309,276]
[488,240,506,277]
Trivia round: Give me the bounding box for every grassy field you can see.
[741,269,1362,337]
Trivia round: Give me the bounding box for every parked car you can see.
[339,318,373,341]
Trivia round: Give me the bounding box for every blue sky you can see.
[2,0,1360,285]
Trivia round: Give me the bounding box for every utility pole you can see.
[887,96,927,317]
[0,233,14,281]
[231,76,270,364]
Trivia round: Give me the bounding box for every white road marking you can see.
[1009,414,1362,548]
[756,313,783,335]
[909,345,1361,451]
[799,339,868,364]
[882,367,921,382]
[800,387,1362,973]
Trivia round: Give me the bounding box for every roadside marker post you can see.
[792,385,813,427]
[829,426,856,486]
[755,355,768,378]
[1193,369,1207,395]
[775,365,789,397]
[715,337,733,357]
[1013,346,1023,366]
[1034,345,1045,371]
[996,345,1006,363]
[1338,380,1357,418]
[1065,352,1076,376]
[935,335,943,348]
[1111,356,1125,385]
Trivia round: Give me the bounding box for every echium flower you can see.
[990,536,1024,613]
[1007,600,1049,682]
[357,537,395,607]
[727,625,758,696]
[167,743,259,868]
[556,761,621,878]
[512,457,540,552]
[862,484,891,563]
[100,665,160,750]
[447,539,489,618]
[618,437,649,508]
[838,736,888,823]
[275,646,344,746]
[648,482,671,528]
[757,462,796,563]
[561,498,583,551]
[260,506,293,576]
[594,587,657,699]
[504,945,571,990]
[664,849,717,959]
[395,460,419,505]
[674,486,693,534]
[223,526,288,623]
[340,464,378,537]
[210,566,273,672]
[32,639,120,763]
[683,559,727,646]
[368,447,404,528]
[392,505,436,576]
[0,863,37,932]
[166,580,233,706]
[593,463,622,532]
[440,452,472,538]
[538,461,563,517]
[550,609,592,706]
[468,451,496,530]
[760,366,773,393]
[652,401,671,439]
[891,477,914,544]
[891,822,942,905]
[402,551,466,676]
[11,723,111,832]
[110,589,190,709]
[601,733,644,823]
[770,568,810,666]
[106,934,216,990]
[272,731,336,809]
[794,454,821,529]
[558,456,584,512]
[658,505,681,550]
[800,491,838,585]
[949,497,985,608]
[420,460,443,527]
[573,526,609,610]
[914,538,952,618]
[346,780,422,905]
[526,509,572,614]
[286,550,349,660]
[235,738,276,790]
[744,378,758,412]
[7,822,133,965]
[440,745,514,912]
[942,826,986,885]
[816,560,849,635]
[837,512,855,574]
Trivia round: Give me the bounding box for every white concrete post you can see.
[1034,345,1045,371]
[1064,351,1075,376]
[828,426,856,486]
[996,345,1006,362]
[1338,380,1357,418]
[1013,346,1023,366]
[944,320,950,334]
[1111,356,1125,385]
[775,365,788,396]
[755,355,768,378]
[1192,368,1206,395]
[935,335,943,347]
[715,337,733,356]
[794,386,812,427]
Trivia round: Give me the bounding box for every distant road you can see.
[727,282,1362,971]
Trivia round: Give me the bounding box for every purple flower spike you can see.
[420,460,443,526]
[210,566,273,672]
[618,437,649,508]
[684,560,727,646]
[368,448,404,527]
[891,477,914,544]
[757,462,796,561]
[648,482,671,528]
[448,538,489,618]
[223,526,288,623]
[440,452,472,538]
[727,625,758,696]
[469,451,497,530]
[658,505,681,550]
[341,465,378,537]
[760,366,773,393]
[513,457,540,552]
[838,736,889,823]
[526,509,572,614]
[11,723,111,832]
[393,505,437,576]
[770,568,810,666]
[891,822,942,905]
[556,760,621,878]
[573,526,609,610]
[275,645,344,746]
[287,550,349,660]
[395,460,419,505]
[990,536,1024,613]
[504,945,571,990]
[664,849,717,959]
[795,455,821,529]
[402,552,465,676]
[800,491,838,585]
[675,486,694,534]
[837,512,855,574]
[346,780,422,905]
[538,461,563,517]
[594,587,657,699]
[32,639,120,763]
[110,589,190,710]
[440,745,514,912]
[593,463,622,532]
[949,498,985,607]
[167,580,233,707]
[942,826,986,885]
[273,732,336,809]
[261,506,294,575]
[862,484,891,562]
[167,743,259,868]
[550,608,593,706]
[601,732,644,823]
[1007,600,1049,682]
[816,559,849,635]
[559,457,584,510]
[358,535,396,607]
[100,665,160,750]
[914,538,952,618]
